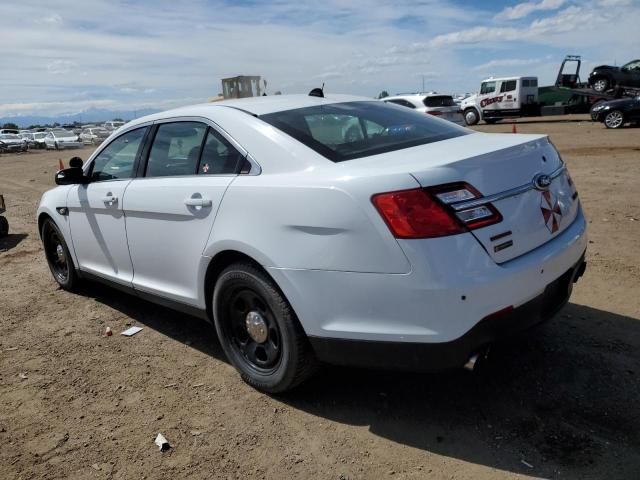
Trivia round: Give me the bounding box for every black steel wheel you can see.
[213,261,318,393]
[41,218,78,290]
[592,77,609,93]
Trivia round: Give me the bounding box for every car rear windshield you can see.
[259,101,469,162]
[423,96,456,107]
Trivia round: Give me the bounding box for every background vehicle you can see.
[44,129,82,150]
[103,120,125,131]
[382,93,465,125]
[589,59,640,93]
[19,132,37,149]
[38,94,587,392]
[32,132,48,149]
[0,133,28,152]
[592,95,640,128]
[462,56,639,125]
[0,128,20,135]
[79,127,110,145]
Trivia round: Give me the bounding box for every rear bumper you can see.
[309,254,586,370]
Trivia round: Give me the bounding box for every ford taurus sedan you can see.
[44,129,82,150]
[37,94,587,392]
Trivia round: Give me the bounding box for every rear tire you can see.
[41,218,78,291]
[464,108,479,126]
[213,261,318,393]
[604,110,625,129]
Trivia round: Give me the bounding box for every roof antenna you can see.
[309,82,325,98]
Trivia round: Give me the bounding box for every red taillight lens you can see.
[373,182,502,239]
[372,188,465,239]
[428,111,443,116]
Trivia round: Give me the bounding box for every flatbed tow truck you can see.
[461,55,640,125]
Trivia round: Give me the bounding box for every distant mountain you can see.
[0,106,160,128]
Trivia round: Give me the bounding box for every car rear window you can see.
[259,101,469,162]
[423,96,456,107]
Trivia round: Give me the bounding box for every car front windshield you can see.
[259,101,469,162]
[52,129,72,136]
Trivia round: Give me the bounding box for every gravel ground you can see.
[1,116,639,479]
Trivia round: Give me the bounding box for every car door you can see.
[67,126,149,285]
[123,119,244,307]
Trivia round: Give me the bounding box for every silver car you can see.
[44,129,82,150]
[383,93,465,126]
[0,133,28,152]
[79,127,111,145]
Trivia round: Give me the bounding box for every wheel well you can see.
[203,250,263,321]
[37,213,53,239]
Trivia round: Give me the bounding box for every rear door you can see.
[123,119,244,306]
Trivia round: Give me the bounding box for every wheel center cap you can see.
[245,311,268,343]
[56,244,65,262]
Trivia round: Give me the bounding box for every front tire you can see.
[592,77,609,93]
[464,108,479,126]
[213,262,318,393]
[604,110,625,129]
[41,218,78,291]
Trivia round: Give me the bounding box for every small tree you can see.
[377,91,389,99]
[2,122,18,130]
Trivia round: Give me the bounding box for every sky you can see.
[1,0,638,119]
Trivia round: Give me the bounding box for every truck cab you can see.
[461,76,539,125]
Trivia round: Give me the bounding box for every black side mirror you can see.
[69,156,83,168]
[55,167,87,185]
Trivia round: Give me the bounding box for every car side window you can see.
[146,122,207,177]
[198,128,244,175]
[90,127,147,182]
[480,81,496,94]
[500,80,517,93]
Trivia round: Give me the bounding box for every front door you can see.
[123,121,243,306]
[67,127,148,285]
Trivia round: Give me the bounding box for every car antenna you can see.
[309,83,325,98]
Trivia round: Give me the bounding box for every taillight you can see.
[428,111,443,116]
[372,182,502,239]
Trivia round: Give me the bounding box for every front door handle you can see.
[184,197,212,207]
[102,195,118,205]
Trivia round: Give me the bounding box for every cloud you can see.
[496,0,565,21]
[47,60,78,75]
[472,58,543,71]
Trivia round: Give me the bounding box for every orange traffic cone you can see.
[58,159,64,170]
[512,123,517,134]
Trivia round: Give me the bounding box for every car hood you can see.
[597,98,635,108]
[592,65,619,73]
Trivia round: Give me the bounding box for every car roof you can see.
[127,93,369,127]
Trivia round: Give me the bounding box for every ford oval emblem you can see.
[533,173,552,191]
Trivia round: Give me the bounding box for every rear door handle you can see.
[102,195,118,205]
[184,197,212,207]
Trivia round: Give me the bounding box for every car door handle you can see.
[102,195,118,205]
[184,197,212,207]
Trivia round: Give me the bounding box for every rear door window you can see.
[423,96,456,107]
[198,128,244,175]
[146,122,207,177]
[500,80,517,93]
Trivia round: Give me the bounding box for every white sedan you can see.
[44,129,82,150]
[37,94,587,392]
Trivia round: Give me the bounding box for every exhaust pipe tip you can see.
[463,354,479,372]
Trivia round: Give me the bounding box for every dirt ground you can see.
[1,115,639,479]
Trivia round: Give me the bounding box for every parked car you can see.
[382,93,465,125]
[0,133,28,152]
[588,59,640,92]
[103,120,126,131]
[0,128,20,135]
[38,94,587,392]
[79,127,111,145]
[591,95,640,128]
[19,132,38,149]
[32,132,48,149]
[44,129,82,150]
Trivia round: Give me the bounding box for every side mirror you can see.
[55,167,87,185]
[69,156,83,168]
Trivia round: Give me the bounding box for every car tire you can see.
[0,216,9,237]
[41,218,78,291]
[604,110,625,129]
[213,261,319,393]
[464,108,479,126]
[592,77,609,93]
[54,142,59,150]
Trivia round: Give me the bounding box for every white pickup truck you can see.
[461,76,539,125]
